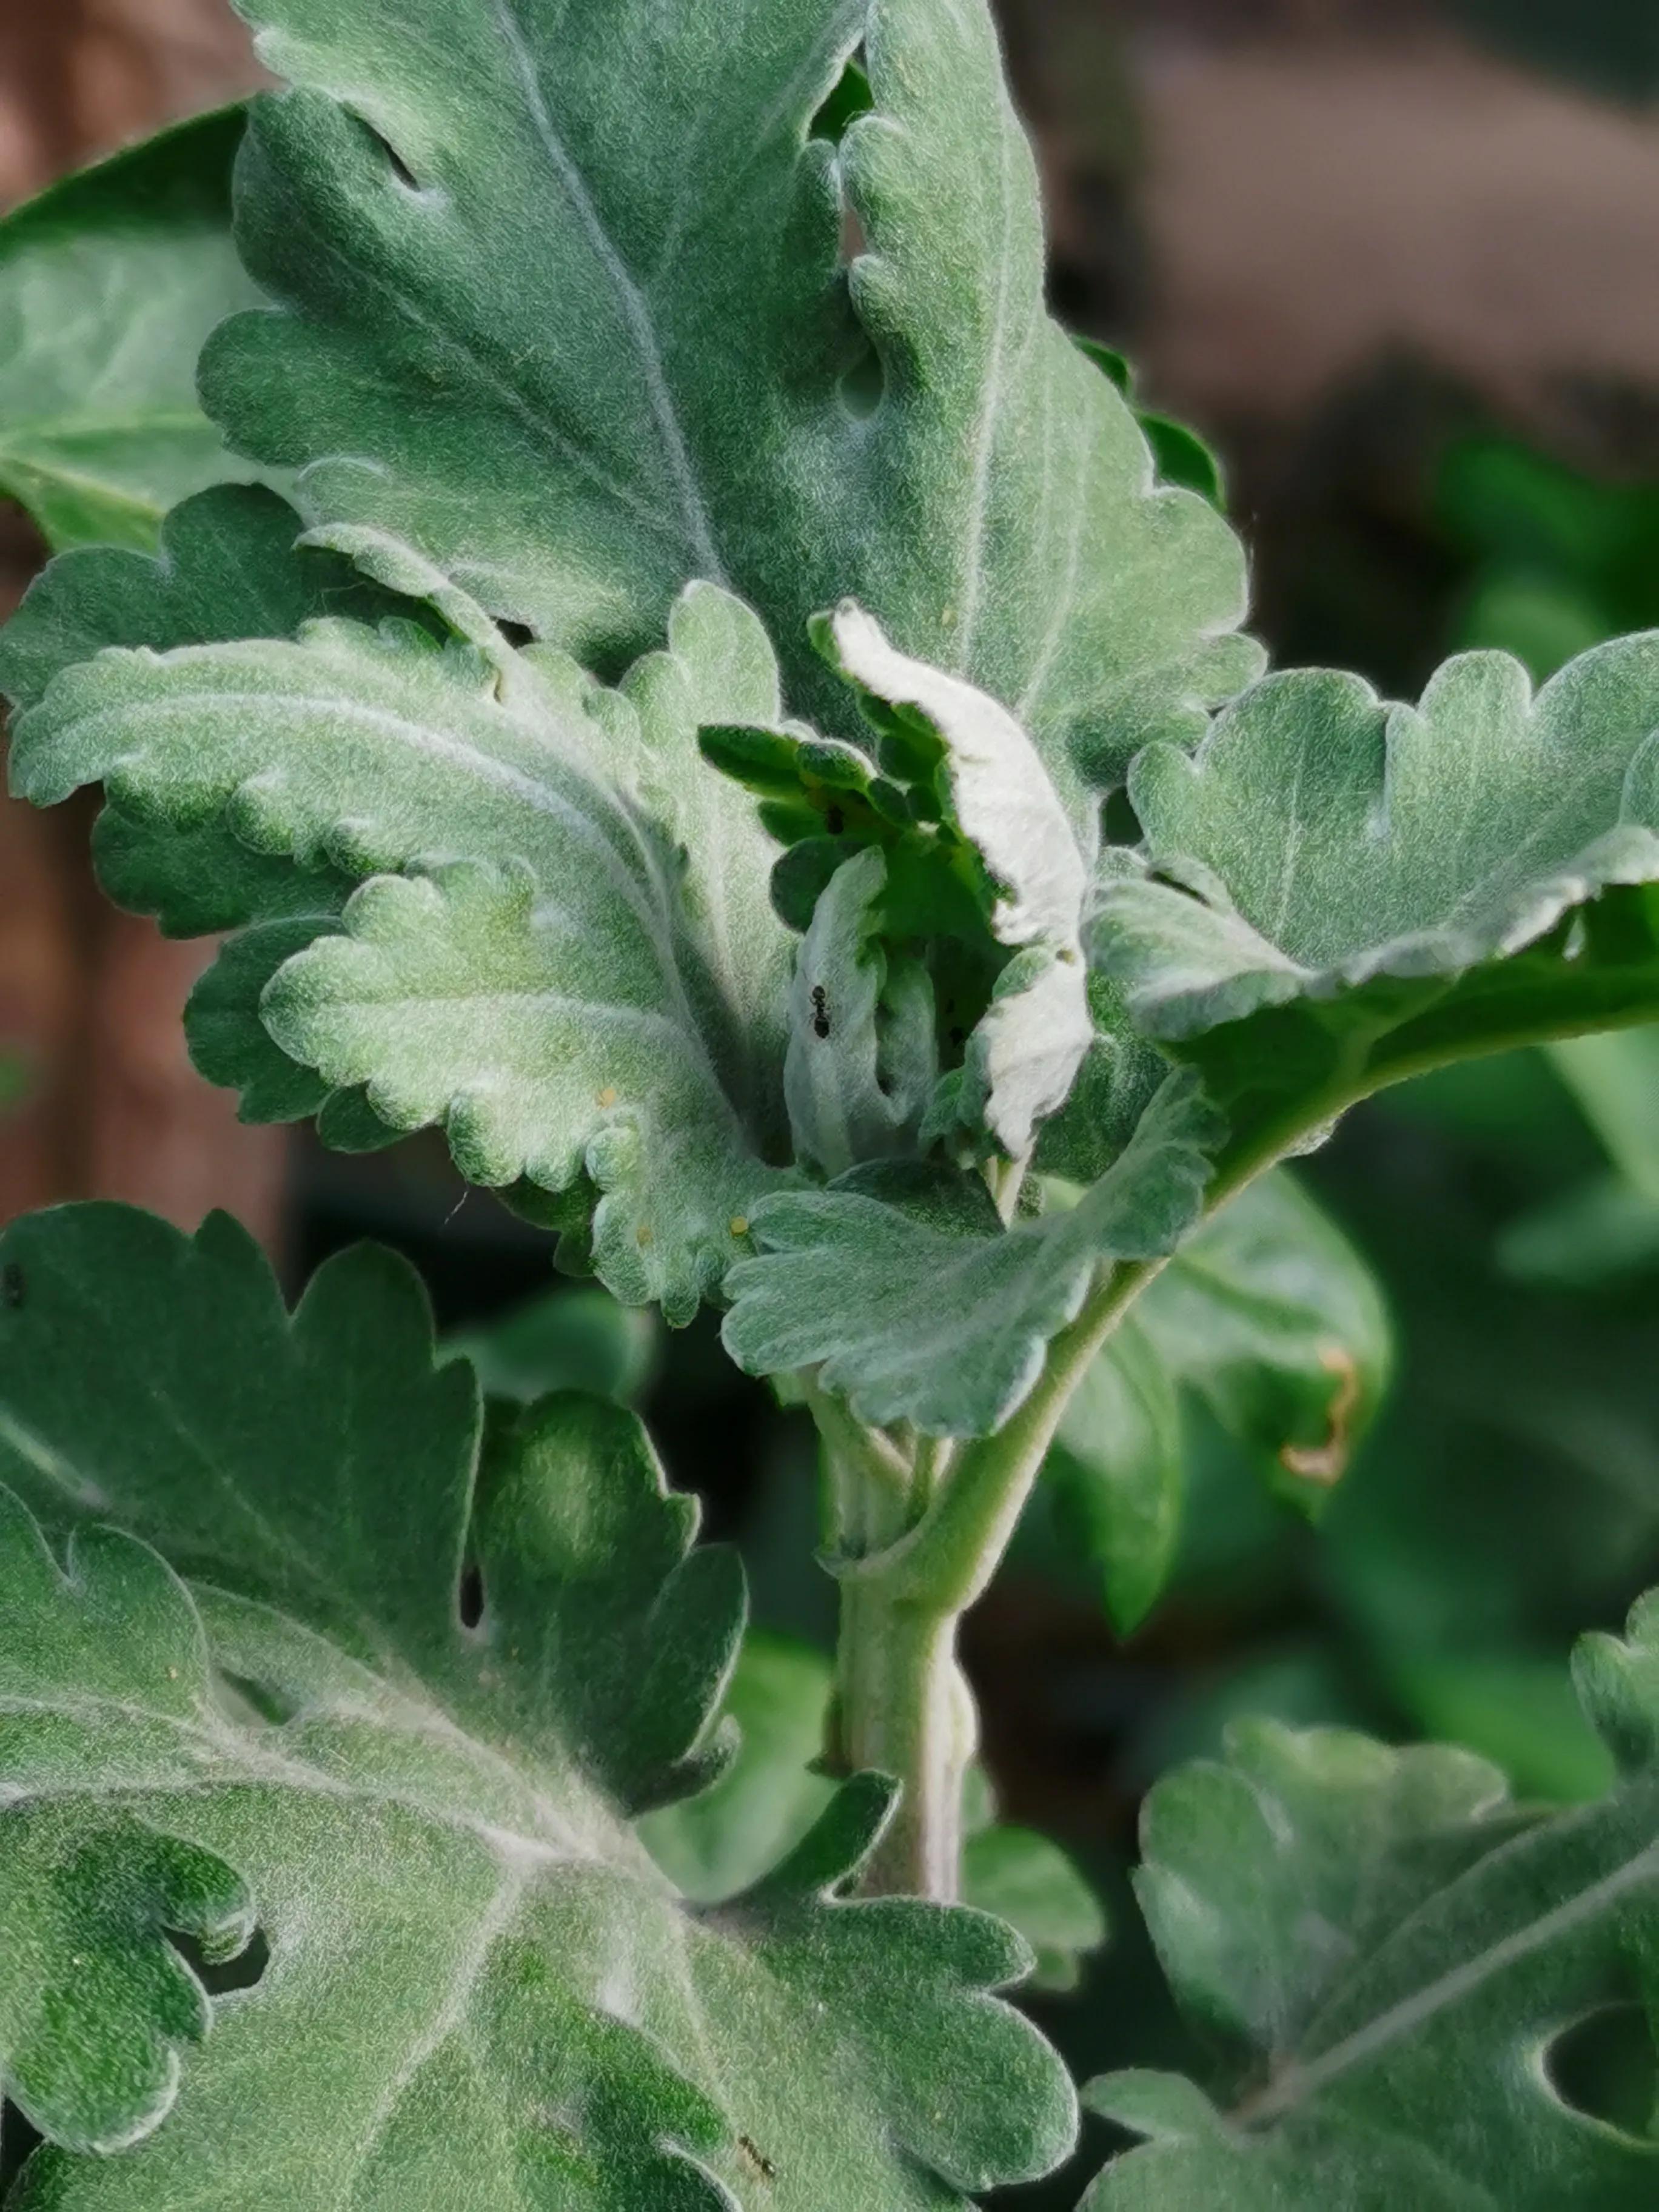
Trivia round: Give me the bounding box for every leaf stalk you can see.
[813,1256,1159,1899]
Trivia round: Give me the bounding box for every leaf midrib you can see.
[69,683,676,956]
[0,1674,600,1868]
[486,0,726,588]
[0,411,216,445]
[1239,1825,1659,2128]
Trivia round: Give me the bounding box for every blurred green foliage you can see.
[1450,0,1659,101]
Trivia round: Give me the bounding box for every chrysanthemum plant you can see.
[2,4,1659,2205]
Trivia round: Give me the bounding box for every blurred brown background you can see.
[0,0,268,1238]
[3,0,1659,1259]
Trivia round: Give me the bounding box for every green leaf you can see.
[782,843,936,1178]
[0,1204,1074,2206]
[0,111,266,552]
[198,0,1257,786]
[1137,414,1226,512]
[707,599,1104,1164]
[1045,1313,1182,1635]
[11,591,797,1322]
[1094,643,1659,1173]
[263,857,779,1322]
[1138,1170,1392,1509]
[0,484,398,725]
[1042,1171,1389,1631]
[1390,1651,1616,1806]
[722,1074,1221,1436]
[960,1825,1107,1995]
[816,602,1093,1159]
[1547,1026,1659,1198]
[1495,1028,1659,1289]
[447,1287,659,1408]
[717,603,1099,1163]
[1075,340,1225,510]
[1034,978,1173,1187]
[0,1496,257,2157]
[0,485,411,1148]
[642,1634,1106,1989]
[0,484,412,1016]
[1083,1595,1659,2207]
[641,1634,842,1905]
[1499,1172,1659,1291]
[184,913,344,1124]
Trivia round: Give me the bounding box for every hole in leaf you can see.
[173,1925,272,1999]
[1102,785,1144,849]
[497,619,535,649]
[811,49,873,144]
[216,1671,299,1728]
[1546,2001,1657,2138]
[350,112,423,193]
[458,1560,486,1631]
[839,342,884,421]
[1,2102,41,2192]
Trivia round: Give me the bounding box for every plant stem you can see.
[856,1258,1158,1615]
[808,1392,977,1898]
[816,1257,1159,1900]
[985,1152,1030,1225]
[802,1376,911,1553]
[820,982,1659,1902]
[836,1575,976,1899]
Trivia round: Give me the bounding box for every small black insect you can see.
[0,1263,23,1310]
[811,985,831,1041]
[825,803,846,835]
[738,2136,777,2182]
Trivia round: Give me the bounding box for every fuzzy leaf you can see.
[819,602,1093,1158]
[198,0,1256,786]
[0,112,265,552]
[261,859,782,1319]
[642,1634,1106,1991]
[0,484,401,967]
[641,1635,842,1906]
[0,487,392,1146]
[183,913,341,1124]
[1094,643,1659,1170]
[722,1075,1221,1436]
[1034,981,1174,1188]
[707,605,1101,1164]
[0,485,394,723]
[782,844,936,1178]
[0,1204,1074,2207]
[0,1497,256,2158]
[11,596,796,1322]
[1084,1599,1659,2208]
